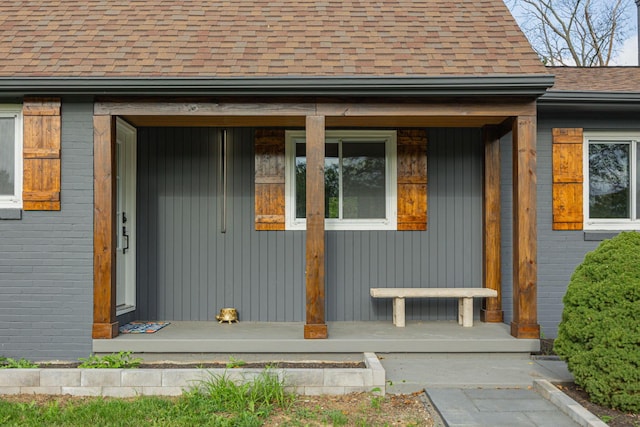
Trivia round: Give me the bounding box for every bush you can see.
[554,231,640,412]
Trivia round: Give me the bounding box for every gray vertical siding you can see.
[137,127,484,322]
[0,98,94,360]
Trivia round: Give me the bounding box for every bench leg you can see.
[461,297,473,327]
[393,297,405,327]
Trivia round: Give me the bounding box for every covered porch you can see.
[92,94,542,342]
[93,321,539,354]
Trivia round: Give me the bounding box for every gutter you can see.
[540,90,640,105]
[0,75,554,98]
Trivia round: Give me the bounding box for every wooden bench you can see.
[370,288,498,327]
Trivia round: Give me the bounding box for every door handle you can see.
[122,226,129,254]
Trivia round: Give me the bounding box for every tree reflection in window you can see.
[589,143,629,218]
[295,141,386,220]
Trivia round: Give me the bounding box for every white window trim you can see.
[285,130,397,231]
[0,105,23,209]
[583,131,640,231]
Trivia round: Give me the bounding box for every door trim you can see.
[115,118,137,316]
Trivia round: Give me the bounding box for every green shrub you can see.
[554,231,640,412]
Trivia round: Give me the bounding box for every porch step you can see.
[94,321,539,354]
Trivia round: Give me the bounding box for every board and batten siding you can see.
[135,127,483,322]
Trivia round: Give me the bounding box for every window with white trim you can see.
[0,106,22,209]
[285,130,397,230]
[584,132,640,230]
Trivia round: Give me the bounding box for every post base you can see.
[92,322,119,339]
[304,323,328,339]
[510,321,540,339]
[481,309,504,323]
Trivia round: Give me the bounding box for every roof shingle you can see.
[549,66,640,93]
[0,0,547,78]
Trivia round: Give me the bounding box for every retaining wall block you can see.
[62,386,102,397]
[162,369,210,388]
[142,387,183,396]
[324,369,366,387]
[0,370,39,387]
[121,370,162,387]
[81,369,122,387]
[282,369,324,387]
[102,387,142,398]
[20,386,62,395]
[40,369,81,387]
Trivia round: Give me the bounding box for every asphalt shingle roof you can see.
[0,1,547,78]
[548,66,640,93]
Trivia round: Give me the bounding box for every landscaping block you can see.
[121,370,162,387]
[324,369,365,387]
[81,369,122,387]
[40,369,81,387]
[0,370,39,387]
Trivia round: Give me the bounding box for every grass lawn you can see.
[0,369,432,426]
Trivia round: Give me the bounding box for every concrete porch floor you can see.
[93,321,539,354]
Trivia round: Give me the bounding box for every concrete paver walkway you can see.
[379,353,581,427]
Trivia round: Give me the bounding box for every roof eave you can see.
[540,90,640,105]
[0,75,554,98]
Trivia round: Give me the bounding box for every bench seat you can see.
[370,287,498,327]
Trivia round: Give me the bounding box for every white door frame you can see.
[116,118,137,315]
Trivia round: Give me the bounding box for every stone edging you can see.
[0,352,385,398]
[533,379,608,427]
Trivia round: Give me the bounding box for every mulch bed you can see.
[559,383,639,427]
[536,338,638,426]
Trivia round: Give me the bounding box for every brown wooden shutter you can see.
[552,128,583,230]
[397,129,427,230]
[22,98,61,211]
[255,129,285,230]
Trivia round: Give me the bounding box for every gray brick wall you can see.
[502,109,638,338]
[0,98,94,361]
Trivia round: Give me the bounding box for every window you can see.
[0,106,22,209]
[584,132,640,230]
[285,130,397,230]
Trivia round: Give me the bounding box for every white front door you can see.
[116,119,137,315]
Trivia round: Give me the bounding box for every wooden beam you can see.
[304,115,328,339]
[96,99,536,119]
[511,116,540,339]
[316,100,536,117]
[481,126,503,323]
[93,115,118,339]
[122,115,507,128]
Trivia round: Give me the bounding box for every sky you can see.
[507,0,639,66]
[612,35,639,65]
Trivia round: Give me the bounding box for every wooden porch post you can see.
[92,115,118,339]
[481,126,503,322]
[304,115,328,339]
[511,116,540,338]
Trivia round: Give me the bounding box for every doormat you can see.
[119,321,170,334]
